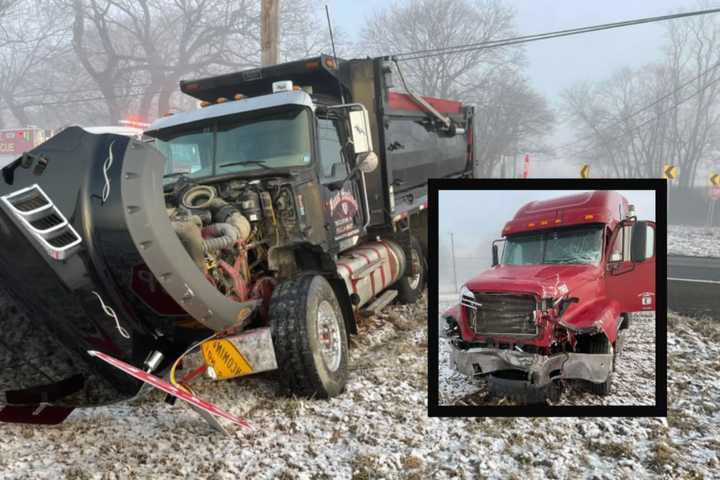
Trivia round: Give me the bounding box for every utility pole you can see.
[261,0,280,66]
[450,233,458,293]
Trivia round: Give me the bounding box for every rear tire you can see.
[269,275,348,398]
[395,237,425,304]
[582,333,613,396]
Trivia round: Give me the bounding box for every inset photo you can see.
[428,179,667,416]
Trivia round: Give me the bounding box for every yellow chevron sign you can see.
[580,165,590,179]
[663,164,678,180]
[711,173,720,187]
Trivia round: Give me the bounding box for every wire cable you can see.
[394,7,720,61]
[556,67,720,155]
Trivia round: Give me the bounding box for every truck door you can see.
[605,221,656,312]
[317,118,364,251]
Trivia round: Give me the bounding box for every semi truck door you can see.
[605,221,656,312]
[317,118,364,250]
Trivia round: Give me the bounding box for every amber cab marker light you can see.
[584,214,594,220]
[200,101,212,108]
[528,223,535,227]
[216,97,228,104]
[554,219,562,224]
[234,93,245,100]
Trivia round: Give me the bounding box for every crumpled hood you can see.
[464,264,600,299]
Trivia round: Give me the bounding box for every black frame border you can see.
[428,178,668,417]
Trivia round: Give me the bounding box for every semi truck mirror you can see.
[491,238,504,266]
[348,108,373,154]
[630,221,648,262]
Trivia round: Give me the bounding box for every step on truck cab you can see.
[442,191,656,403]
[0,55,473,423]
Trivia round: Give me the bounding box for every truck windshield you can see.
[154,106,312,180]
[502,226,604,265]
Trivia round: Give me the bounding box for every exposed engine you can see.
[164,176,300,313]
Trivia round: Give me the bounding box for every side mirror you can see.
[492,244,499,267]
[348,108,373,155]
[630,221,648,262]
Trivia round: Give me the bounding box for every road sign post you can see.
[707,173,720,229]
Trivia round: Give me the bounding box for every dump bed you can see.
[179,55,474,227]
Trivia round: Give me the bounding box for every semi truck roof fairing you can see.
[502,191,629,236]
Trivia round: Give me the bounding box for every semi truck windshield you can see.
[502,226,604,265]
[155,106,312,180]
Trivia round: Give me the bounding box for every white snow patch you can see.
[669,224,720,257]
[0,296,717,479]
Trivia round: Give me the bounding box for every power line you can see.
[557,65,720,155]
[394,7,720,61]
[0,86,176,112]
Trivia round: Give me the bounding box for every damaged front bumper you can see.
[450,344,613,386]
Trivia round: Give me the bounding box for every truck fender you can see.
[268,242,357,335]
[558,297,621,343]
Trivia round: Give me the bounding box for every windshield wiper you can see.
[219,160,274,171]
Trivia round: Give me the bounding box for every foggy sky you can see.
[333,0,710,176]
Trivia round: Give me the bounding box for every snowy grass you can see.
[669,224,720,257]
[0,296,717,479]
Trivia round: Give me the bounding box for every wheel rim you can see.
[317,300,342,372]
[408,247,422,290]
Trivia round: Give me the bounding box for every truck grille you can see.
[463,292,538,336]
[1,184,82,260]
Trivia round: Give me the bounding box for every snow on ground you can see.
[0,295,718,479]
[438,297,656,406]
[668,224,720,257]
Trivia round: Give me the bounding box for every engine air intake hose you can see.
[202,223,239,253]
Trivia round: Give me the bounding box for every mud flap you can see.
[0,405,74,425]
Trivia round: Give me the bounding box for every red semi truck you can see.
[442,191,656,402]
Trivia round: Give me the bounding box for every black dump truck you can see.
[0,55,473,424]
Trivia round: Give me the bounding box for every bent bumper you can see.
[450,344,613,386]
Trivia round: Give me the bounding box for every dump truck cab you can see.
[443,191,656,402]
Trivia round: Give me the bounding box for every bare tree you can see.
[279,0,352,61]
[562,65,674,178]
[472,67,554,177]
[0,0,70,127]
[361,0,521,99]
[563,5,720,186]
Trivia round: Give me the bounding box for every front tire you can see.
[395,237,426,304]
[269,275,349,398]
[581,333,613,396]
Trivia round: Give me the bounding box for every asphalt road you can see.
[668,254,720,315]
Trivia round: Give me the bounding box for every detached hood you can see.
[464,264,600,299]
